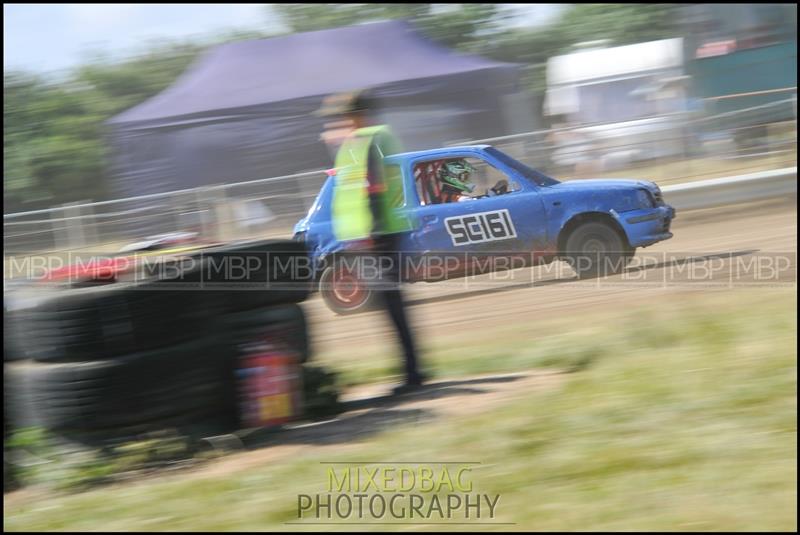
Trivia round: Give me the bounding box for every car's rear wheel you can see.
[564,221,633,279]
[319,259,378,315]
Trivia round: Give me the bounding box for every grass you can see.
[4,429,201,493]
[318,323,605,390]
[4,289,797,531]
[311,287,794,390]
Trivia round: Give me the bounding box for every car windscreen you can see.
[485,147,560,187]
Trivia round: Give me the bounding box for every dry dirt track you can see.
[138,198,800,483]
[304,198,797,350]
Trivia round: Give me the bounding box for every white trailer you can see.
[545,38,690,170]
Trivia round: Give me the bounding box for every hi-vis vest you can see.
[331,125,412,241]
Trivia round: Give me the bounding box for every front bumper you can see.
[620,205,676,247]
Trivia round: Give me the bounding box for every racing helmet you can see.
[438,159,476,194]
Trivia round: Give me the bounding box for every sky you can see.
[4,4,565,74]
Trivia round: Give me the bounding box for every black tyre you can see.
[13,286,211,363]
[183,240,312,313]
[4,337,237,436]
[10,256,215,363]
[4,305,26,363]
[318,258,379,315]
[223,304,311,363]
[563,221,632,279]
[623,247,637,268]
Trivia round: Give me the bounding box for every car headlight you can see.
[636,189,654,209]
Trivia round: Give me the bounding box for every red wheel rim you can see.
[331,267,367,307]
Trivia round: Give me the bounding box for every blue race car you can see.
[294,145,675,314]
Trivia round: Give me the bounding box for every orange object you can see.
[237,338,303,429]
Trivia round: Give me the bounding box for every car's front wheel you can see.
[564,222,634,279]
[319,259,379,315]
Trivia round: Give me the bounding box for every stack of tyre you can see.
[5,239,313,445]
[200,240,340,419]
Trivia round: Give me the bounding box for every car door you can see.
[406,149,548,277]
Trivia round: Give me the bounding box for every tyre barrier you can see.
[181,239,313,312]
[5,337,238,442]
[12,284,212,363]
[222,304,311,364]
[4,239,322,448]
[4,306,27,363]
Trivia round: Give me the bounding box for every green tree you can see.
[4,37,232,208]
[555,3,681,48]
[272,3,505,51]
[73,40,206,117]
[4,72,108,206]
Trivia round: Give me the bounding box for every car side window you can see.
[414,160,444,206]
[413,156,520,206]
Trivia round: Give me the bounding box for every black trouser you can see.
[371,233,422,384]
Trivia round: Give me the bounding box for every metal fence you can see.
[4,98,796,256]
[3,169,329,255]
[462,97,797,182]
